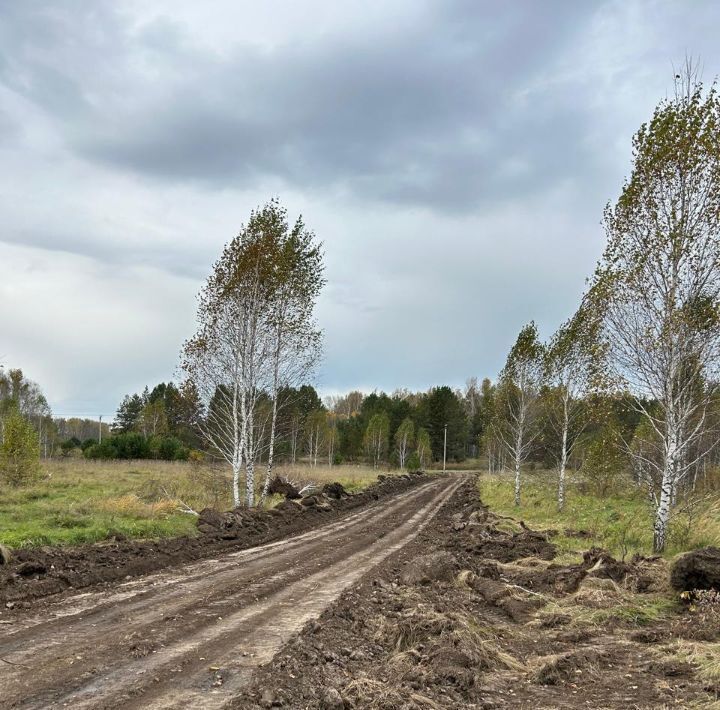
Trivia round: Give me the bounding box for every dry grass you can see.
[671,640,720,682]
[271,463,390,493]
[528,648,607,685]
[94,495,180,519]
[536,586,678,628]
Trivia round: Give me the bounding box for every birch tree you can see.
[182,206,279,507]
[416,427,431,469]
[304,409,326,467]
[543,310,594,510]
[0,404,40,486]
[183,201,323,507]
[364,413,389,468]
[289,411,301,464]
[325,413,338,466]
[590,67,720,551]
[496,322,544,506]
[394,417,415,468]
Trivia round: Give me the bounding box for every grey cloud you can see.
[0,226,208,280]
[2,0,720,415]
[1,1,599,211]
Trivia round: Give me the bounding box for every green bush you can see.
[406,451,421,472]
[85,433,188,461]
[0,408,41,486]
[81,438,97,451]
[60,437,82,456]
[581,426,628,495]
[84,440,119,460]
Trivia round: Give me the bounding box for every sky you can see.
[1,0,720,418]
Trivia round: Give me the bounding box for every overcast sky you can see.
[1,0,719,417]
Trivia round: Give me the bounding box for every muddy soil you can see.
[0,474,463,709]
[237,481,719,709]
[0,472,428,605]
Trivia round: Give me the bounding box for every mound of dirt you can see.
[451,523,557,564]
[401,551,457,585]
[322,482,347,500]
[530,649,607,685]
[0,472,432,605]
[477,530,557,562]
[503,560,588,595]
[671,547,720,591]
[583,547,633,582]
[267,476,301,499]
[197,506,275,539]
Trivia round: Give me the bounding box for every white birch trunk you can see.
[654,423,679,552]
[558,391,569,512]
[261,393,279,502]
[653,476,673,553]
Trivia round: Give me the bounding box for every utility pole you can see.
[443,424,447,473]
[99,415,103,444]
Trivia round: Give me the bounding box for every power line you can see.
[52,413,114,418]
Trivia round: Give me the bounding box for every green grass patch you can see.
[0,459,384,548]
[479,471,720,559]
[539,591,679,629]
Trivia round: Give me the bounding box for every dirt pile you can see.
[0,472,431,605]
[322,481,348,500]
[237,480,714,709]
[671,546,720,592]
[441,500,557,566]
[267,475,301,499]
[401,551,458,585]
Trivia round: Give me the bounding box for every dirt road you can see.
[0,474,465,709]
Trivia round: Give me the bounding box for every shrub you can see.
[188,449,206,465]
[407,451,421,472]
[84,440,118,460]
[581,427,628,495]
[158,436,184,461]
[60,437,82,456]
[0,408,41,486]
[86,434,189,461]
[112,432,150,459]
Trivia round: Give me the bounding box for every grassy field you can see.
[0,459,385,548]
[479,470,720,560]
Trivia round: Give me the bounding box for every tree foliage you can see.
[181,199,324,506]
[589,67,720,550]
[0,405,41,486]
